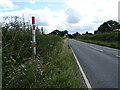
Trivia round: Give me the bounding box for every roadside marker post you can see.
[32,16,37,55]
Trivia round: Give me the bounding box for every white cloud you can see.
[65,0,119,33]
[29,0,35,4]
[0,0,119,34]
[0,0,15,10]
[11,0,69,2]
[65,8,81,24]
[0,7,67,33]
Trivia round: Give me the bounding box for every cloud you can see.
[29,0,35,4]
[11,0,69,2]
[0,0,119,34]
[65,8,81,24]
[65,0,119,33]
[0,7,67,33]
[36,17,49,26]
[0,0,15,10]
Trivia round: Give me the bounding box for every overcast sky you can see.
[0,0,119,34]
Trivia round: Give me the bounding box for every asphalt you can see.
[69,39,119,88]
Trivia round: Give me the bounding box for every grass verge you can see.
[39,39,83,88]
[77,39,120,49]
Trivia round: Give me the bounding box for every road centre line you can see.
[90,46,120,58]
[90,46,103,52]
[116,55,120,57]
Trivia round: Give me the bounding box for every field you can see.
[2,28,83,88]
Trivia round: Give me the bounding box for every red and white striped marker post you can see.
[32,16,37,55]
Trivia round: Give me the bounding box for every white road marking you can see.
[90,46,103,52]
[116,55,120,57]
[71,48,92,89]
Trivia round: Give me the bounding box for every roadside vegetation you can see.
[2,16,82,88]
[76,20,120,49]
[77,31,120,49]
[50,20,120,49]
[2,16,120,88]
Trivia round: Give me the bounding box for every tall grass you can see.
[2,29,82,88]
[77,32,120,49]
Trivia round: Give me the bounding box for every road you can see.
[69,39,119,88]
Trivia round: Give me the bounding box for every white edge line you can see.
[71,48,92,89]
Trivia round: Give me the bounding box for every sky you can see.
[0,0,119,34]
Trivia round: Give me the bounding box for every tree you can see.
[95,20,120,33]
[67,34,73,38]
[72,32,80,38]
[85,31,93,35]
[50,29,60,35]
[50,30,68,37]
[61,30,68,37]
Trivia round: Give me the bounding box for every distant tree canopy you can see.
[50,29,68,37]
[72,32,81,38]
[85,31,93,35]
[50,20,120,39]
[94,20,120,34]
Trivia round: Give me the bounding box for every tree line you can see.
[1,16,119,39]
[50,20,120,39]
